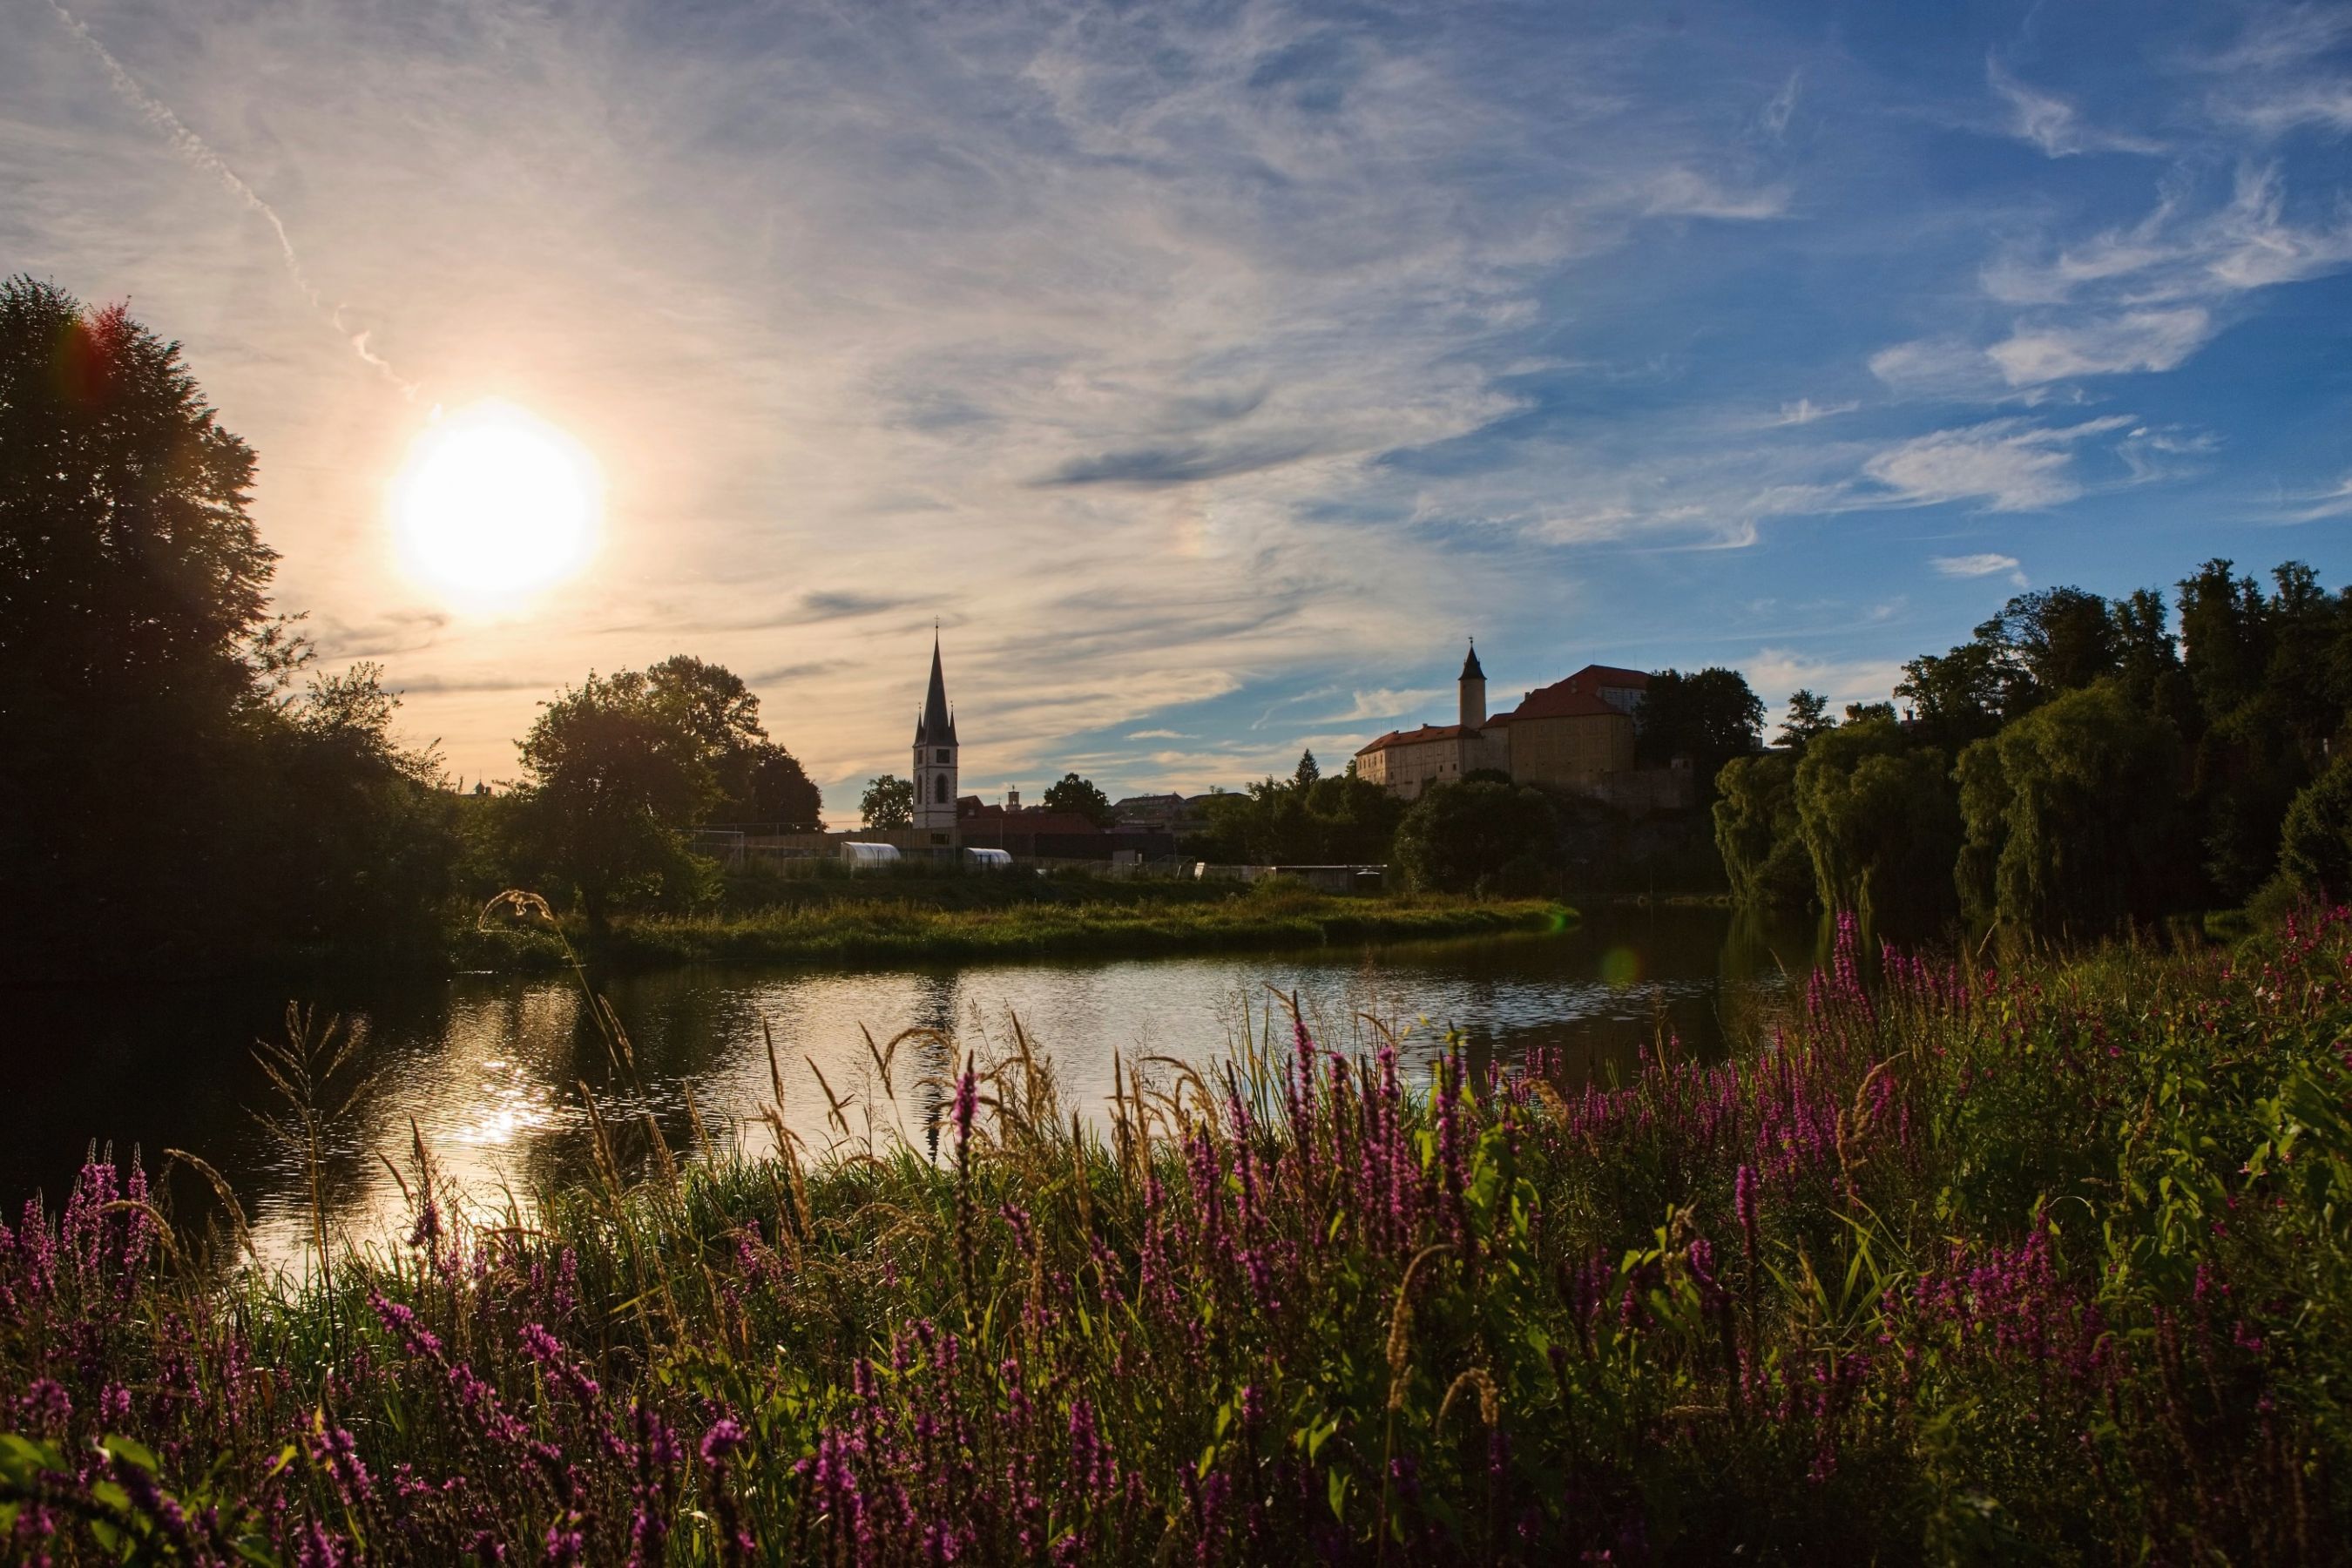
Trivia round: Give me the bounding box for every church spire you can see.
[916,631,953,745]
[917,630,955,747]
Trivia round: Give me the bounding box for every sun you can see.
[389,401,602,607]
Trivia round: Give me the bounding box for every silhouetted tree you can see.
[640,655,823,828]
[1776,689,1835,753]
[0,277,456,973]
[1043,773,1116,827]
[509,672,716,935]
[1636,667,1764,800]
[861,774,914,830]
[1895,644,2006,754]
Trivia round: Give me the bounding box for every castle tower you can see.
[912,632,960,840]
[1458,639,1486,730]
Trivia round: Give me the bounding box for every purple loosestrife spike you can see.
[1735,1165,1759,1262]
[952,1064,978,1147]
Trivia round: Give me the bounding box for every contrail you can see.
[47,0,421,399]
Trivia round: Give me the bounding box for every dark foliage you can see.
[1633,666,1763,799]
[1042,773,1117,828]
[0,278,456,977]
[1392,778,1558,893]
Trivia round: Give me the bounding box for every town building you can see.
[1354,645,1690,812]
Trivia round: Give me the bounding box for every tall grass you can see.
[3,911,2348,1561]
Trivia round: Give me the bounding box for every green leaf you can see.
[1327,1465,1351,1521]
[101,1435,161,1475]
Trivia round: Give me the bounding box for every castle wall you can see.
[1497,713,1635,787]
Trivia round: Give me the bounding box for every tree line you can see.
[1717,567,2352,936]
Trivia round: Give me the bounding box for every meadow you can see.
[1,910,2346,1563]
[457,882,1569,973]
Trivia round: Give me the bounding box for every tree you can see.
[267,662,460,950]
[1954,683,2189,936]
[2178,559,2270,718]
[1043,772,1116,827]
[1793,717,1961,927]
[1294,750,1321,789]
[642,654,823,828]
[2111,587,2188,721]
[861,774,914,830]
[731,743,824,831]
[2279,754,2352,902]
[509,672,716,934]
[1777,689,1835,753]
[1713,753,1813,910]
[0,278,458,974]
[1636,667,1765,800]
[1984,586,2118,700]
[1186,769,1402,865]
[1392,779,1558,894]
[1895,644,2005,754]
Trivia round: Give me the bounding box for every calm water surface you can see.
[6,907,1821,1265]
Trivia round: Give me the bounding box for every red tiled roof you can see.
[1488,682,1625,725]
[1354,722,1468,755]
[1572,665,1651,687]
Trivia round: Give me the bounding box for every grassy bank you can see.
[457,885,1572,972]
[4,913,2349,1560]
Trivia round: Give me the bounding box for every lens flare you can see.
[1598,946,1643,987]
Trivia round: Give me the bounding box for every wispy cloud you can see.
[1987,58,2164,158]
[1767,397,1860,427]
[1863,416,2132,511]
[1760,69,1802,140]
[1125,728,1195,740]
[2280,474,2352,523]
[1986,308,2213,383]
[2201,5,2352,135]
[1931,552,2029,586]
[1305,687,1445,724]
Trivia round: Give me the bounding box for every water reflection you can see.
[2,906,1821,1267]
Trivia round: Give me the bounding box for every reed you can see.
[1,910,2348,1561]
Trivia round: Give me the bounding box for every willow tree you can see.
[1792,717,1960,928]
[1713,752,1813,910]
[1954,683,2187,937]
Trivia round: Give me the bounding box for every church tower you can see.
[912,632,960,841]
[1458,639,1486,730]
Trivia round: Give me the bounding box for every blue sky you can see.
[8,0,2352,814]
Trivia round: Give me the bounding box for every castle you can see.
[1355,645,1686,810]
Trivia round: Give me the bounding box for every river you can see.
[6,905,1821,1267]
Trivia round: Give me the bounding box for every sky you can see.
[9,0,2352,816]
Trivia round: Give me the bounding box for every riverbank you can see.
[4,913,2344,1558]
[459,886,1574,972]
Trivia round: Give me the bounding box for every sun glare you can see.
[389,402,601,607]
